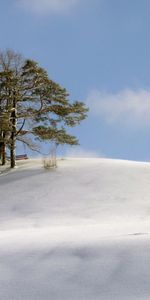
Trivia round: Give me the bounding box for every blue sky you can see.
[1,0,150,161]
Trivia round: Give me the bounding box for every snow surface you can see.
[1,157,150,299]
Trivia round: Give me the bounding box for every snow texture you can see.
[0,157,150,299]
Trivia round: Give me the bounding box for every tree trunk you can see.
[10,133,15,168]
[1,142,6,165]
[10,99,16,168]
[0,144,2,164]
[0,130,2,163]
[0,132,6,165]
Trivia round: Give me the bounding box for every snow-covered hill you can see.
[0,158,150,299]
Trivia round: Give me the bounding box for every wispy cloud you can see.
[87,89,150,128]
[65,146,104,158]
[17,0,79,15]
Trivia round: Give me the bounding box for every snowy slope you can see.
[0,158,150,299]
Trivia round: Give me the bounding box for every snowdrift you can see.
[0,158,150,299]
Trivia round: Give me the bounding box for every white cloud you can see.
[17,0,79,15]
[65,146,104,158]
[87,89,150,128]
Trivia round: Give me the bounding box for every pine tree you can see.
[0,50,88,168]
[0,50,25,167]
[21,60,88,147]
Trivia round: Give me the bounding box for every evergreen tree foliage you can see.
[0,50,88,168]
